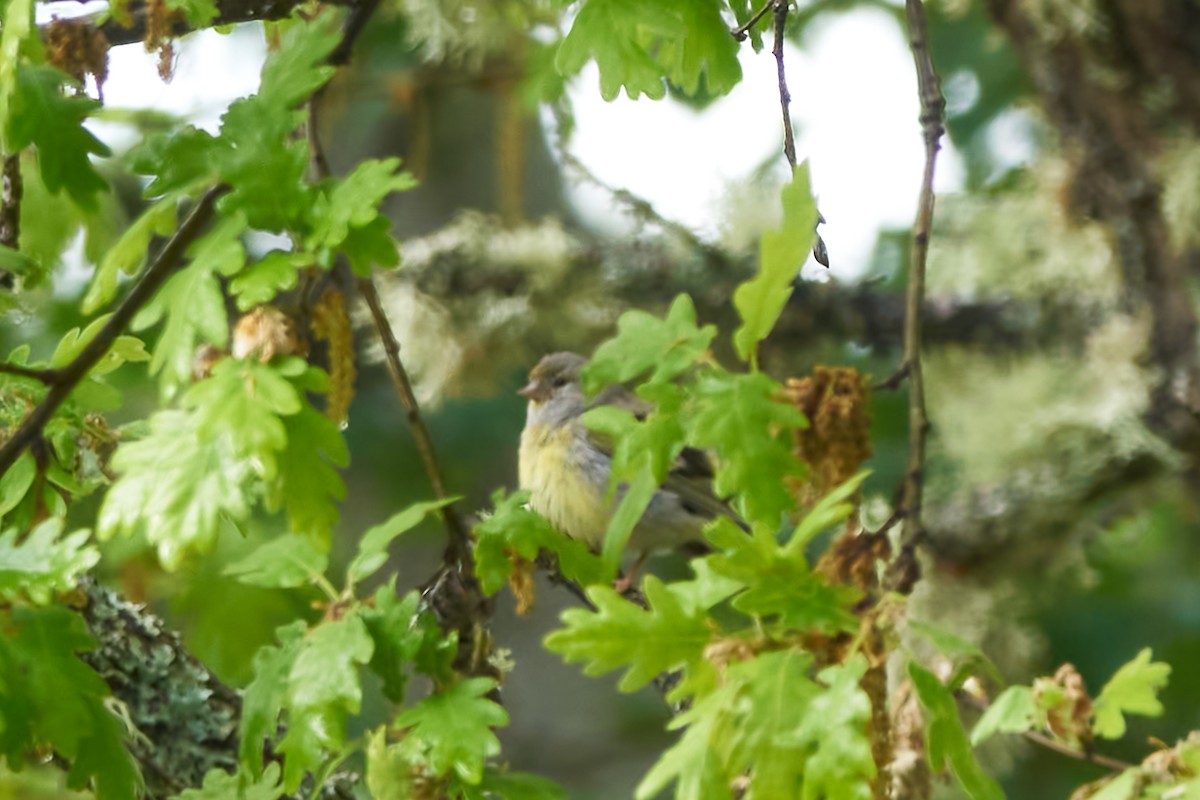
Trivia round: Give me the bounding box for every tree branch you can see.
[0,184,228,478]
[891,0,945,593]
[771,0,798,170]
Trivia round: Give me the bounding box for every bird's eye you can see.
[552,376,569,388]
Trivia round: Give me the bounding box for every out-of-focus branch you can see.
[890,0,945,594]
[39,0,355,49]
[0,184,228,478]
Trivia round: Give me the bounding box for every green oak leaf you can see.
[223,535,329,589]
[909,662,1005,800]
[545,575,710,692]
[396,677,508,784]
[1092,648,1171,739]
[8,65,112,209]
[346,497,458,586]
[583,294,716,394]
[733,164,818,365]
[0,519,99,604]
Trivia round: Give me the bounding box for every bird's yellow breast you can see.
[519,421,609,549]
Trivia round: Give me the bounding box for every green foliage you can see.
[394,677,508,784]
[133,213,246,389]
[909,663,1005,800]
[1093,648,1171,739]
[0,519,99,604]
[555,0,740,101]
[8,65,112,209]
[346,497,458,587]
[546,576,711,692]
[98,358,346,567]
[732,164,818,366]
[224,534,329,589]
[583,294,717,393]
[81,194,177,313]
[0,606,141,799]
[473,488,607,593]
[970,686,1037,745]
[178,763,284,800]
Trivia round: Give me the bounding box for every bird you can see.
[517,351,742,568]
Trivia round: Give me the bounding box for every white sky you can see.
[47,4,971,280]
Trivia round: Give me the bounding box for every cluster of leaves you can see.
[203,498,564,799]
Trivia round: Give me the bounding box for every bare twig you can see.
[771,0,798,169]
[0,185,228,477]
[731,0,774,41]
[890,0,945,590]
[357,277,474,567]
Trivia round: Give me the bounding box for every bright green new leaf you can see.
[223,535,329,589]
[733,164,818,365]
[134,214,246,389]
[545,575,711,691]
[0,519,99,604]
[600,463,657,575]
[655,0,742,96]
[279,611,374,791]
[366,725,414,799]
[786,471,868,552]
[0,451,35,518]
[1093,648,1171,739]
[583,294,716,394]
[362,585,427,704]
[50,314,149,376]
[0,606,141,800]
[177,763,284,800]
[909,662,1005,800]
[583,381,685,485]
[240,620,306,774]
[636,684,735,800]
[347,497,459,586]
[396,677,509,784]
[9,65,112,209]
[230,250,308,311]
[130,128,220,197]
[686,371,808,526]
[971,686,1036,746]
[472,489,606,595]
[1087,769,1139,800]
[183,358,300,479]
[272,387,349,543]
[82,193,177,313]
[556,0,672,100]
[667,555,743,615]
[472,769,568,800]
[307,157,414,274]
[793,658,875,800]
[0,0,34,154]
[98,408,257,568]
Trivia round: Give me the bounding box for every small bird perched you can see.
[518,352,740,562]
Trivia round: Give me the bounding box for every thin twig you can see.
[958,692,1134,772]
[0,362,58,383]
[891,0,945,588]
[771,0,798,169]
[357,277,474,567]
[0,185,229,477]
[1023,730,1134,772]
[731,0,774,41]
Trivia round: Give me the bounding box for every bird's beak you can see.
[518,379,550,402]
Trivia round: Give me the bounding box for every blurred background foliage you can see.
[5,0,1200,796]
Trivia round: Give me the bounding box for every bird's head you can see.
[519,351,587,423]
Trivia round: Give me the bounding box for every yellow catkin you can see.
[311,287,356,427]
